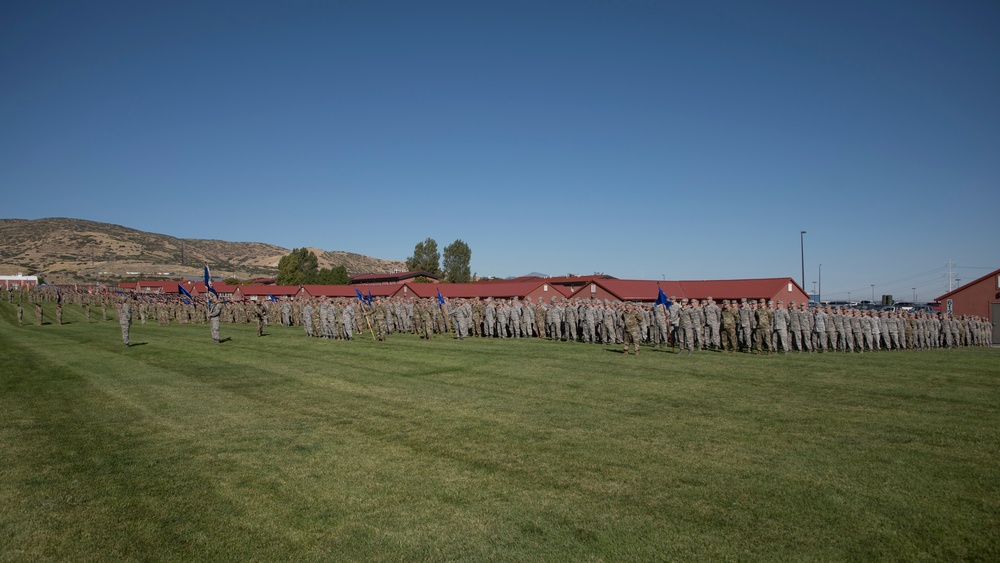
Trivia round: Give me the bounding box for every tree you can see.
[314,265,350,285]
[276,249,350,285]
[405,238,440,275]
[442,239,472,283]
[276,248,319,285]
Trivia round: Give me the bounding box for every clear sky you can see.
[2,0,998,301]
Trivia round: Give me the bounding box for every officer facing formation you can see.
[117,296,132,348]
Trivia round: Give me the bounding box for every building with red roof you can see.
[231,284,300,301]
[0,274,39,289]
[552,277,809,304]
[935,267,1000,342]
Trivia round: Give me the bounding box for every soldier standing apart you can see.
[623,304,642,355]
[252,301,265,337]
[56,301,63,325]
[208,298,223,343]
[117,296,132,348]
[17,302,23,326]
[35,303,43,326]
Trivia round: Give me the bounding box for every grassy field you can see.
[1,301,998,561]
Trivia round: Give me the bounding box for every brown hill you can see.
[0,218,406,284]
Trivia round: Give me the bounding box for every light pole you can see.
[871,284,875,304]
[818,264,822,304]
[800,231,807,290]
[912,288,916,302]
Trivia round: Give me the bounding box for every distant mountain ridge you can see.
[0,217,406,284]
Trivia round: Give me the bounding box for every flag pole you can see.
[363,302,376,341]
[356,290,376,341]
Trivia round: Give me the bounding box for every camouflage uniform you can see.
[117,298,132,347]
[720,301,738,352]
[208,300,223,343]
[622,305,642,355]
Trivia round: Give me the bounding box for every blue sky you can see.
[2,0,997,301]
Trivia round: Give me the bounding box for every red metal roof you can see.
[232,284,300,296]
[400,281,571,300]
[350,271,440,283]
[299,284,400,298]
[544,274,617,285]
[128,275,807,303]
[585,278,808,302]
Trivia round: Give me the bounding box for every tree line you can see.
[406,238,471,283]
[275,238,472,285]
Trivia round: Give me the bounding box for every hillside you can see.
[0,218,406,283]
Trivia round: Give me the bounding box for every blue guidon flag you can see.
[355,287,366,303]
[654,287,671,309]
[178,285,194,303]
[204,263,218,296]
[436,288,445,308]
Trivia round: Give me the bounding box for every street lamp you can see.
[912,288,916,302]
[800,231,806,290]
[818,264,822,304]
[871,284,875,304]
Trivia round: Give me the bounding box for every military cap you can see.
[777,300,783,304]
[741,297,747,303]
[706,296,712,301]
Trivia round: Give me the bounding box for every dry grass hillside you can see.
[0,218,406,284]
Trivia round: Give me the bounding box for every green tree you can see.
[276,248,319,285]
[442,239,472,283]
[315,265,350,285]
[405,238,441,275]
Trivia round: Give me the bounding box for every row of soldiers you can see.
[286,294,992,354]
[8,287,992,353]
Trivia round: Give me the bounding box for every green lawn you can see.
[1,302,998,561]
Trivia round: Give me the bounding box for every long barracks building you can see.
[121,274,810,306]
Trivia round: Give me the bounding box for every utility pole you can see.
[800,231,807,290]
[871,284,875,303]
[818,264,822,304]
[946,259,956,291]
[912,288,916,302]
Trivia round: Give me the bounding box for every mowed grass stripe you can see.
[1,302,998,560]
